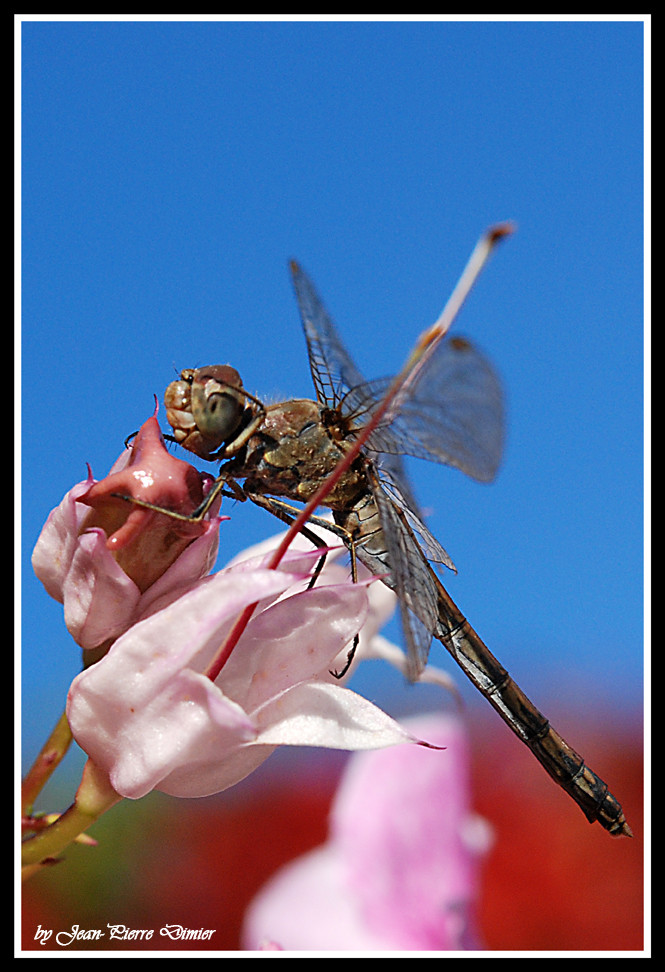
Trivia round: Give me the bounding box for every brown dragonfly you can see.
[134,231,631,836]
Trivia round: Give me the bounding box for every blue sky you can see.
[20,17,645,766]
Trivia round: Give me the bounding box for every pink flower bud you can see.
[32,414,221,651]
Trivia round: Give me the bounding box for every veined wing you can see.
[376,462,456,571]
[343,336,504,484]
[364,463,443,679]
[289,260,367,409]
[290,261,504,484]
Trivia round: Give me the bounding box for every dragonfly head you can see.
[165,365,247,461]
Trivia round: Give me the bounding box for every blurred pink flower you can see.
[31,414,221,651]
[242,713,492,952]
[66,548,422,800]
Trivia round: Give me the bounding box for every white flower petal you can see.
[252,681,417,751]
[105,671,257,799]
[67,567,310,798]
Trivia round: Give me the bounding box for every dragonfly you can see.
[137,228,631,837]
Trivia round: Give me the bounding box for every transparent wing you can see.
[290,260,367,409]
[290,261,504,482]
[367,446,458,568]
[344,336,504,483]
[369,450,420,523]
[376,463,456,571]
[364,463,441,679]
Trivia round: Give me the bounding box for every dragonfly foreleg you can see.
[110,474,237,523]
[123,429,182,451]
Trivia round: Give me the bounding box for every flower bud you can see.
[32,414,221,651]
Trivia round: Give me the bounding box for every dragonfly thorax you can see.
[227,398,369,511]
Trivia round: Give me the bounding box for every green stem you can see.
[21,710,73,815]
[21,759,122,868]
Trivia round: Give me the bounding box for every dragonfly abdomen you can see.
[433,582,632,836]
[332,489,631,836]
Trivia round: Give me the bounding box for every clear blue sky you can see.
[20,18,645,766]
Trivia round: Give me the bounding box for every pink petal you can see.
[220,584,370,709]
[242,714,490,951]
[107,671,257,799]
[243,846,390,951]
[31,475,96,601]
[66,568,312,798]
[331,714,490,949]
[62,528,141,648]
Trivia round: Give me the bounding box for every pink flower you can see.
[66,548,421,800]
[224,526,401,675]
[31,414,221,651]
[242,713,492,952]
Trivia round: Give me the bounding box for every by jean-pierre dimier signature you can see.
[34,923,216,946]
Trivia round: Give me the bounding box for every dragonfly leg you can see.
[246,494,360,679]
[123,429,181,451]
[246,494,348,590]
[110,475,238,523]
[328,541,362,679]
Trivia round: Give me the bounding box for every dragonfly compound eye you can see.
[190,365,246,444]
